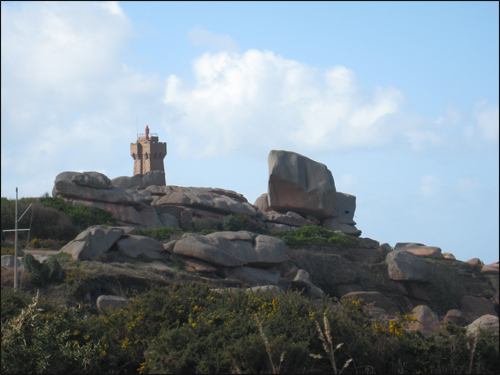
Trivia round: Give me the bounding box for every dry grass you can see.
[1,267,34,290]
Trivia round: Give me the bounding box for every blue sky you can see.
[1,1,498,263]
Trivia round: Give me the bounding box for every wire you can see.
[25,202,35,249]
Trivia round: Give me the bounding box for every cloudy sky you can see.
[2,1,498,263]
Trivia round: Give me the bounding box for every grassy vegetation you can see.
[1,196,115,245]
[270,225,368,249]
[1,196,498,374]
[1,282,498,374]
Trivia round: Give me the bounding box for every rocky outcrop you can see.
[53,171,257,229]
[292,269,325,298]
[170,231,286,286]
[481,262,499,275]
[1,255,23,269]
[395,243,444,259]
[71,199,165,229]
[409,305,441,336]
[115,235,167,260]
[172,231,285,267]
[267,150,337,219]
[466,315,499,335]
[466,258,484,265]
[322,192,361,236]
[399,282,431,301]
[52,149,364,234]
[53,172,148,205]
[263,211,314,227]
[386,251,429,282]
[61,225,124,260]
[111,170,166,188]
[61,225,171,261]
[459,295,498,323]
[443,309,467,326]
[69,171,112,189]
[221,266,281,286]
[380,243,393,254]
[341,291,397,313]
[151,186,255,214]
[159,213,180,228]
[181,258,217,273]
[394,242,425,250]
[96,295,131,311]
[357,237,380,249]
[53,171,166,228]
[254,193,271,212]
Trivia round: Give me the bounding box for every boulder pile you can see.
[52,150,362,236]
[255,150,361,236]
[40,149,499,334]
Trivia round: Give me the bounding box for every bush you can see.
[21,254,62,286]
[1,283,498,374]
[134,227,183,242]
[23,254,50,286]
[40,197,115,230]
[222,214,256,232]
[194,218,221,232]
[1,292,104,374]
[1,248,24,256]
[30,238,64,249]
[272,225,367,249]
[1,198,81,242]
[1,287,31,323]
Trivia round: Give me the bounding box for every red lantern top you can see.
[145,125,150,140]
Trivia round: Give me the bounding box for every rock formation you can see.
[52,150,363,236]
[256,150,361,236]
[267,150,337,219]
[43,149,500,334]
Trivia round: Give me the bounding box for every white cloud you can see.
[98,1,126,18]
[405,130,442,152]
[473,100,499,142]
[434,105,464,127]
[418,175,441,198]
[1,1,164,197]
[188,26,240,53]
[164,50,404,157]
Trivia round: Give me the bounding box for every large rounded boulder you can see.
[267,150,336,219]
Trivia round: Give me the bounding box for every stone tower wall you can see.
[130,135,167,176]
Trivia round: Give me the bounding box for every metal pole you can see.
[14,187,18,292]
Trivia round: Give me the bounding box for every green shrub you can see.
[1,198,80,242]
[222,214,256,232]
[1,283,498,374]
[21,254,62,286]
[271,225,367,249]
[170,257,185,271]
[194,218,221,232]
[1,292,104,374]
[134,227,183,241]
[45,257,64,282]
[1,287,31,323]
[1,248,24,256]
[23,254,50,286]
[271,225,366,249]
[40,197,115,230]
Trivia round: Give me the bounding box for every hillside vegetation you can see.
[1,197,498,374]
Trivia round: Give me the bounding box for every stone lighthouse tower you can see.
[130,125,167,178]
